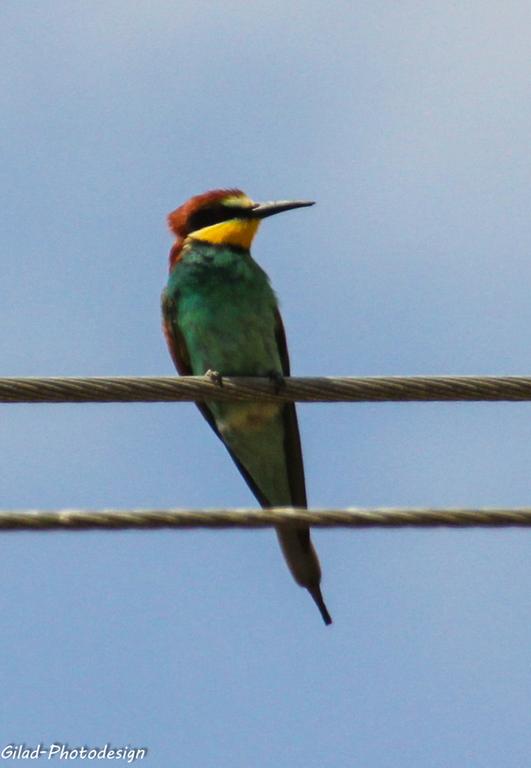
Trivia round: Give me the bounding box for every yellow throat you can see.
[189,218,260,250]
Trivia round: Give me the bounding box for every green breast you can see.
[166,242,282,376]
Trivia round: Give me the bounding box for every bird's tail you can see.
[308,584,333,626]
[276,527,332,626]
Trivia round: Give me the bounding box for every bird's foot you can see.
[268,370,285,395]
[205,369,223,387]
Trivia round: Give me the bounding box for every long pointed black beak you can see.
[249,200,315,219]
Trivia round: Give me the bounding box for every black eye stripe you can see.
[188,204,252,233]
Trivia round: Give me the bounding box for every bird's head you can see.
[168,189,314,269]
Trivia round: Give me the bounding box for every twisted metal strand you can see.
[2,375,531,403]
[2,507,531,530]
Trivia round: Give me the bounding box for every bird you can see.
[161,189,332,625]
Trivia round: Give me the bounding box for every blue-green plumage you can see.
[165,243,292,507]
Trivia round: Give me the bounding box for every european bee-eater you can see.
[162,189,331,625]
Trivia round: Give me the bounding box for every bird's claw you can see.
[205,369,223,387]
[268,370,285,394]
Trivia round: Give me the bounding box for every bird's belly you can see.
[178,282,285,436]
[185,310,284,435]
[215,402,281,434]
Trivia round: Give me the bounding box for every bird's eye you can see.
[188,204,249,233]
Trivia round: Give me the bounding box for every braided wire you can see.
[3,377,531,531]
[2,375,531,403]
[2,507,531,530]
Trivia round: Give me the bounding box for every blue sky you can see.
[2,2,531,765]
